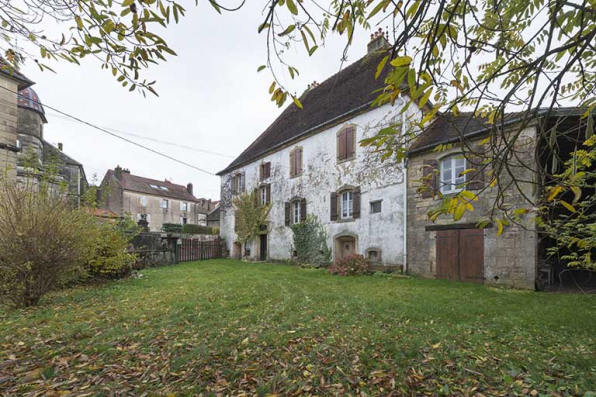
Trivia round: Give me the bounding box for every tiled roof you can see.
[0,59,34,89]
[107,169,199,202]
[18,87,46,122]
[217,50,394,175]
[408,111,533,154]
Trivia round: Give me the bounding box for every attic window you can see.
[150,184,159,189]
[160,186,169,191]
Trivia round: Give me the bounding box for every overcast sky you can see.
[19,1,374,200]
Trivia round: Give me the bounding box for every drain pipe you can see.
[401,109,408,274]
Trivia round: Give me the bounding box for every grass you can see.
[1,260,595,396]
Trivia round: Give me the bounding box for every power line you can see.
[0,85,219,177]
[46,110,235,159]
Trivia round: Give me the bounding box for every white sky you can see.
[19,1,374,200]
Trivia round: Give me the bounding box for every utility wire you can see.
[46,110,234,159]
[0,85,220,176]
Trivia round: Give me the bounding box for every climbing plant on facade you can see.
[291,214,331,267]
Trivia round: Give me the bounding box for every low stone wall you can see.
[131,232,178,268]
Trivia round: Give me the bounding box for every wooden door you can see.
[259,234,268,261]
[436,230,458,280]
[458,229,485,283]
[436,229,484,283]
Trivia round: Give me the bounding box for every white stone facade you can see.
[220,101,419,267]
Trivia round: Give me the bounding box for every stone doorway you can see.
[232,242,242,260]
[335,235,357,260]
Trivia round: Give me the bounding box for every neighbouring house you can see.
[207,200,220,227]
[99,167,210,231]
[218,32,423,266]
[0,60,34,182]
[406,108,590,289]
[1,61,88,202]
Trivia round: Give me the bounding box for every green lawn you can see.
[1,260,595,396]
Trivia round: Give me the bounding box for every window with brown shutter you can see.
[337,127,356,161]
[285,202,291,226]
[266,184,271,204]
[260,162,272,180]
[330,192,338,221]
[300,198,307,222]
[290,148,303,177]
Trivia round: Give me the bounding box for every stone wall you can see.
[406,126,539,289]
[0,75,19,181]
[131,232,178,267]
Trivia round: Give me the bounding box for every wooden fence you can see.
[177,238,223,262]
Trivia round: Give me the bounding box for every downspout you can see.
[401,109,408,273]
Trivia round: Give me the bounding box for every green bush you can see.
[0,179,97,308]
[291,215,331,267]
[162,223,183,233]
[85,221,137,279]
[181,224,214,235]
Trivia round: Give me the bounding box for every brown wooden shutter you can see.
[241,172,246,192]
[290,151,296,176]
[421,160,439,198]
[259,164,264,181]
[346,128,355,158]
[232,176,237,194]
[353,187,361,218]
[300,198,307,222]
[285,202,291,226]
[338,130,347,160]
[330,192,338,221]
[467,157,486,190]
[297,149,302,175]
[266,184,271,204]
[253,188,258,206]
[265,162,271,178]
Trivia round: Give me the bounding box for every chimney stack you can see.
[187,183,193,196]
[114,165,122,180]
[58,142,63,151]
[367,27,390,54]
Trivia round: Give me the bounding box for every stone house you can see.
[0,61,34,182]
[218,35,423,266]
[206,201,220,227]
[99,167,210,231]
[406,109,588,289]
[1,62,87,202]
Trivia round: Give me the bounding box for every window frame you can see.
[181,202,188,212]
[140,196,148,206]
[260,186,267,205]
[233,172,245,194]
[341,191,354,219]
[440,154,467,194]
[161,199,169,209]
[370,200,382,214]
[292,200,301,224]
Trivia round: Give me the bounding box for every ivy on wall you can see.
[291,214,331,267]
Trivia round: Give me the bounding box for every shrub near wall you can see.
[329,254,371,276]
[291,215,331,267]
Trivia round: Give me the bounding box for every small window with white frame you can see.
[161,199,169,209]
[341,191,354,219]
[440,154,467,193]
[292,200,301,224]
[140,196,148,206]
[370,200,382,214]
[181,202,188,211]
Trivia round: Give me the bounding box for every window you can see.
[337,127,356,161]
[292,200,301,224]
[160,186,169,191]
[150,184,159,189]
[140,196,148,206]
[161,199,169,209]
[180,217,187,224]
[341,191,354,219]
[260,186,267,205]
[260,162,271,180]
[370,200,382,214]
[440,155,467,193]
[366,249,381,262]
[181,202,188,211]
[233,173,245,194]
[289,148,303,177]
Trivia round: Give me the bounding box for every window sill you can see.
[290,173,303,179]
[336,217,356,223]
[337,156,355,165]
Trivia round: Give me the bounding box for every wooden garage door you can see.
[436,229,484,283]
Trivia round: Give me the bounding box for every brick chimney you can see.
[187,183,193,196]
[367,27,390,54]
[114,165,122,179]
